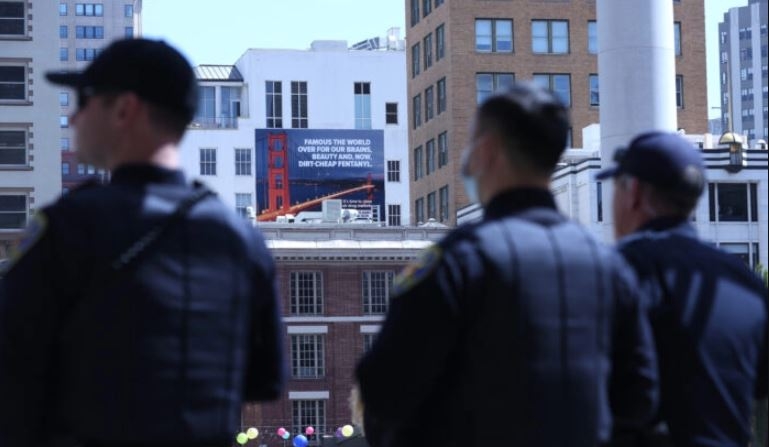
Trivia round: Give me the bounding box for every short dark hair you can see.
[476,82,570,174]
[146,103,189,138]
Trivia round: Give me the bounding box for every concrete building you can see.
[240,224,449,445]
[718,0,768,147]
[58,0,142,191]
[406,0,708,226]
[179,32,411,226]
[1,1,61,257]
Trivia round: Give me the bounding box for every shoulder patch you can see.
[391,244,443,297]
[3,212,48,273]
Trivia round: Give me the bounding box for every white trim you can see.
[359,325,381,333]
[287,325,328,334]
[288,391,329,400]
[283,316,385,324]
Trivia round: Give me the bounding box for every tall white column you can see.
[597,0,678,156]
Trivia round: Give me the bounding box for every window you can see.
[75,3,103,16]
[437,78,446,114]
[533,73,571,107]
[61,162,70,175]
[436,24,445,60]
[423,34,433,69]
[412,94,422,129]
[439,185,449,222]
[59,3,67,15]
[674,22,681,56]
[0,194,26,229]
[589,74,599,106]
[59,92,69,107]
[354,82,371,129]
[588,21,597,54]
[424,86,434,122]
[414,146,423,180]
[59,25,68,39]
[290,272,323,314]
[77,163,85,175]
[124,4,133,17]
[0,64,26,101]
[0,129,26,166]
[60,115,69,128]
[220,86,241,127]
[363,333,377,351]
[719,242,760,269]
[427,191,437,219]
[476,73,514,104]
[291,81,308,128]
[199,148,216,176]
[76,25,104,39]
[475,19,513,53]
[291,334,325,378]
[265,81,283,128]
[60,138,70,151]
[124,27,133,38]
[235,193,252,218]
[76,48,97,61]
[675,75,684,108]
[235,148,251,176]
[363,271,394,314]
[411,42,421,78]
[385,103,398,124]
[387,160,400,182]
[87,164,95,175]
[59,48,68,61]
[415,197,425,224]
[438,131,448,168]
[194,86,215,126]
[426,139,436,175]
[410,0,419,27]
[422,0,431,17]
[708,183,758,222]
[532,20,569,54]
[292,400,326,443]
[387,204,401,226]
[0,1,25,36]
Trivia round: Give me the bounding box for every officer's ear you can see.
[110,92,143,128]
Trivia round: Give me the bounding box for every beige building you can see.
[406,0,707,226]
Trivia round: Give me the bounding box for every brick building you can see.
[406,0,708,226]
[241,223,449,446]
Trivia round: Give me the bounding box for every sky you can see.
[142,0,749,120]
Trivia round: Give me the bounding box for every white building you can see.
[179,31,411,226]
[1,1,61,257]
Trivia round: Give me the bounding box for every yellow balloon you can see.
[341,425,354,437]
[236,432,248,445]
[246,427,259,439]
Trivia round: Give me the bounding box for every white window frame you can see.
[234,148,251,176]
[290,334,325,378]
[199,148,216,176]
[0,192,27,230]
[0,126,28,167]
[362,271,394,315]
[290,271,323,315]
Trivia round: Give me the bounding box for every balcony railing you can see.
[189,115,238,129]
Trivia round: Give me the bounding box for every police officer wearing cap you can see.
[597,131,768,447]
[355,83,658,447]
[0,39,284,447]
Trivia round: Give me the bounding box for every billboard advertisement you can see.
[254,129,385,222]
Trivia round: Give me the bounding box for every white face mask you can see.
[460,147,480,204]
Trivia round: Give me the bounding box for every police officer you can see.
[597,131,768,446]
[0,39,284,447]
[355,83,658,447]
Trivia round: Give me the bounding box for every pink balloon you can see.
[277,427,287,437]
[305,426,315,436]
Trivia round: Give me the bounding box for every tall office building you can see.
[58,0,142,191]
[718,0,768,147]
[406,0,708,226]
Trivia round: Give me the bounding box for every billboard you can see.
[255,129,385,222]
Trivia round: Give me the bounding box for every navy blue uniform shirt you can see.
[356,188,658,447]
[0,164,284,447]
[618,217,768,447]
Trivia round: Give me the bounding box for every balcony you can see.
[189,115,238,130]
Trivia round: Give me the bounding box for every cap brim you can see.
[594,166,619,180]
[45,71,85,87]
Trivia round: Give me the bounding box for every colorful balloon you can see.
[293,434,308,447]
[246,427,259,439]
[236,432,248,445]
[341,425,354,437]
[277,427,287,437]
[305,426,315,436]
[335,427,343,438]
[282,431,291,440]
